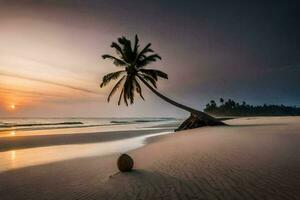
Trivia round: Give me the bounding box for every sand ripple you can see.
[100,120,300,200]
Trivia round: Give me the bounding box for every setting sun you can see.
[10,104,16,110]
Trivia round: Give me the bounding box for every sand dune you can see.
[0,117,300,200]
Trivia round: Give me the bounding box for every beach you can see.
[1,117,300,200]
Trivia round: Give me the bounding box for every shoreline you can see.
[0,128,174,152]
[0,124,175,173]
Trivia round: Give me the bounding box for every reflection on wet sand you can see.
[0,132,171,172]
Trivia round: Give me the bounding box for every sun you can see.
[10,104,16,110]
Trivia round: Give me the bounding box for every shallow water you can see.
[0,131,171,172]
[0,118,177,173]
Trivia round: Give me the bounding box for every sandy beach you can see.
[1,1,299,199]
[1,117,300,200]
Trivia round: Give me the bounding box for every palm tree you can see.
[100,35,225,128]
[220,98,224,105]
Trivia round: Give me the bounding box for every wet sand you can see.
[1,117,300,200]
[0,128,172,152]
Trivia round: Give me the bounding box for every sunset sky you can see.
[0,0,299,118]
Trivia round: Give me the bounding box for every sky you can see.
[0,0,299,118]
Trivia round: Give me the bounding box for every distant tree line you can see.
[204,98,300,116]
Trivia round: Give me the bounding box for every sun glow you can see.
[10,104,16,110]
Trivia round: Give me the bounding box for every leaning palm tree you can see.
[100,35,225,130]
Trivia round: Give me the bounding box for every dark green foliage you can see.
[100,35,168,106]
[204,98,300,116]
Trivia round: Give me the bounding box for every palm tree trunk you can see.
[137,75,226,129]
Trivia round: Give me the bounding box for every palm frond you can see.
[138,54,162,68]
[100,70,125,88]
[102,54,127,66]
[111,42,125,58]
[107,75,125,102]
[123,84,129,106]
[133,78,144,100]
[118,88,124,105]
[133,34,139,54]
[123,75,135,104]
[137,43,153,59]
[139,69,168,81]
[139,73,157,88]
[122,76,130,106]
[118,36,134,63]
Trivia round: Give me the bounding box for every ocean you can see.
[0,117,177,133]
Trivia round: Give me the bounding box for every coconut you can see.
[117,154,134,172]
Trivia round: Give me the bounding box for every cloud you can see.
[0,72,100,95]
[0,87,65,98]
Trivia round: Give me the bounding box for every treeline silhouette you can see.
[204,98,300,116]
